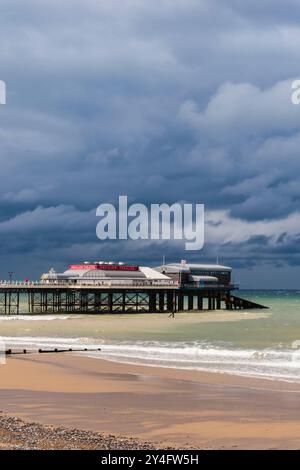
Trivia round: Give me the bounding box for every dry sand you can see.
[0,353,300,449]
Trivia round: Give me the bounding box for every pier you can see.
[0,261,268,314]
[0,282,267,315]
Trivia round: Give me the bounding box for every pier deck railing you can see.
[0,281,239,290]
[0,280,178,289]
[180,283,238,290]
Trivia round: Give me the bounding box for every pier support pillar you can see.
[108,292,113,313]
[188,294,194,311]
[149,291,156,313]
[216,293,221,310]
[159,292,165,312]
[167,291,173,312]
[197,295,203,310]
[178,293,184,311]
[225,292,232,310]
[122,292,126,313]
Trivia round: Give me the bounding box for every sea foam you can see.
[1,336,300,383]
[0,315,71,321]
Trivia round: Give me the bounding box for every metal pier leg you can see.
[16,292,20,314]
[212,294,216,310]
[122,292,126,313]
[44,291,48,313]
[178,293,184,311]
[32,291,36,313]
[108,292,113,313]
[188,294,193,311]
[28,292,31,313]
[225,292,232,310]
[94,293,101,313]
[149,291,156,313]
[216,293,221,310]
[167,291,173,312]
[197,295,203,310]
[158,292,165,312]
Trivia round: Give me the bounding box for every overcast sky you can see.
[1,0,300,287]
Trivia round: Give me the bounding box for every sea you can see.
[1,290,300,383]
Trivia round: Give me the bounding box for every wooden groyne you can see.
[5,348,101,356]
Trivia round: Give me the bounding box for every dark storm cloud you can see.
[1,0,300,283]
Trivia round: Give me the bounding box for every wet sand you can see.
[0,353,300,449]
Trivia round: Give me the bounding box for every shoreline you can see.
[79,353,300,386]
[0,353,300,449]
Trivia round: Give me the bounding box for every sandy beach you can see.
[0,353,300,450]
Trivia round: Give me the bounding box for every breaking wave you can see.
[0,315,71,321]
[1,336,300,383]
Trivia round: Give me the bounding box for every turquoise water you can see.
[235,290,300,348]
[170,289,300,349]
[1,290,300,382]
